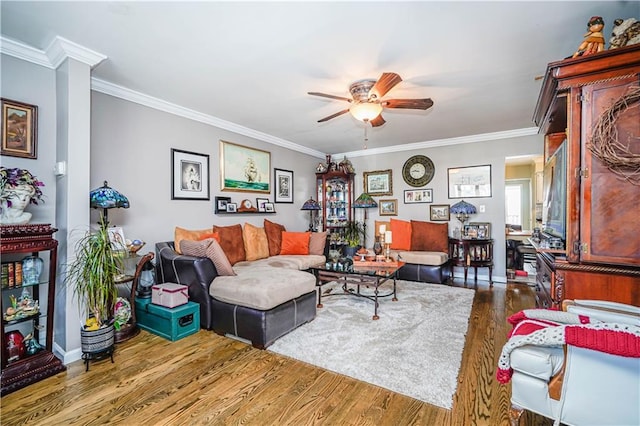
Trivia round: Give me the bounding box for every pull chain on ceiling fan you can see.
[308,72,434,127]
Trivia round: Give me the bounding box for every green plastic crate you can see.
[135,298,199,341]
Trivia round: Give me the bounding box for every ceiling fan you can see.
[308,72,433,127]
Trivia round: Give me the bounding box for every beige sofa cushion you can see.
[210,267,317,310]
[234,254,325,271]
[393,250,448,266]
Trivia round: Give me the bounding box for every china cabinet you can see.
[533,44,640,307]
[316,170,355,244]
[1,224,65,395]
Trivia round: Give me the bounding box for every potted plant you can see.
[342,220,365,258]
[65,216,123,355]
[0,167,45,225]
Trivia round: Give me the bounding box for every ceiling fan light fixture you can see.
[349,102,383,122]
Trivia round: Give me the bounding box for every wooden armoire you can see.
[533,44,640,308]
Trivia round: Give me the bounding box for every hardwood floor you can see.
[1,281,552,425]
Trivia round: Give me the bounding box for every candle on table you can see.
[385,231,392,244]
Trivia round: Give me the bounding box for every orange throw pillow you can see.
[174,226,213,254]
[212,224,246,265]
[280,231,310,255]
[410,220,449,252]
[389,218,412,250]
[309,231,327,255]
[243,223,270,261]
[264,219,286,256]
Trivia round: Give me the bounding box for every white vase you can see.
[0,184,35,225]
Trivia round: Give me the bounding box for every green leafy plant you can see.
[343,220,365,248]
[65,217,123,327]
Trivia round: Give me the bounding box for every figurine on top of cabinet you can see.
[572,16,605,58]
[609,18,640,49]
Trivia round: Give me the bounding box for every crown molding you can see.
[0,35,106,69]
[335,127,540,158]
[91,78,326,159]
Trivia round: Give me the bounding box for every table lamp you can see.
[450,200,477,234]
[353,192,377,247]
[90,180,130,226]
[300,197,321,232]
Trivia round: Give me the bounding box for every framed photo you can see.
[470,222,491,239]
[274,168,294,203]
[1,98,38,159]
[264,203,275,213]
[379,199,398,216]
[364,169,393,196]
[171,148,210,200]
[215,196,231,213]
[256,197,269,212]
[463,224,479,239]
[220,140,270,193]
[447,164,492,198]
[430,204,450,221]
[107,226,127,251]
[226,203,237,213]
[404,189,433,204]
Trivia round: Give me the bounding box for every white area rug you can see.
[268,280,475,410]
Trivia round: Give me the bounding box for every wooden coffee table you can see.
[310,261,403,320]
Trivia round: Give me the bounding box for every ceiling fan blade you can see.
[369,114,386,127]
[383,98,434,110]
[308,92,352,102]
[369,72,402,99]
[317,109,350,123]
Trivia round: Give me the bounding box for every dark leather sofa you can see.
[155,241,317,349]
[396,261,452,284]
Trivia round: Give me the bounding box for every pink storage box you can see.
[151,283,189,308]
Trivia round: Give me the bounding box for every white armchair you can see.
[502,300,640,426]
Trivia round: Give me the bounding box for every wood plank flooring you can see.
[1,281,552,425]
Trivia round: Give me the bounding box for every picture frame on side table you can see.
[256,197,269,212]
[447,164,492,198]
[171,148,210,200]
[107,226,127,252]
[364,169,393,196]
[430,204,450,221]
[1,98,38,159]
[274,168,294,203]
[220,140,271,193]
[379,199,398,216]
[404,189,433,204]
[463,224,479,239]
[470,222,491,239]
[215,196,231,213]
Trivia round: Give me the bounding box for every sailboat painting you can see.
[220,140,271,193]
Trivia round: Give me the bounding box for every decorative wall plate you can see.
[402,155,435,187]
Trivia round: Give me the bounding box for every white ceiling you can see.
[1,1,636,157]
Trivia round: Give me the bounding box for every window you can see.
[505,179,532,229]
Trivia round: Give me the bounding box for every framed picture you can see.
[226,203,237,213]
[171,148,210,200]
[220,140,270,193]
[264,202,275,213]
[470,222,491,239]
[447,164,492,198]
[1,98,38,159]
[256,197,269,212]
[107,226,127,251]
[430,204,450,221]
[274,168,294,203]
[215,196,231,213]
[379,199,398,216]
[463,224,479,239]
[404,189,433,204]
[364,169,393,196]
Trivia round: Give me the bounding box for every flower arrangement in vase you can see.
[0,167,45,225]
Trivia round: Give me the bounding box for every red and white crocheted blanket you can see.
[496,309,640,384]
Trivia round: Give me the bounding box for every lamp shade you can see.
[300,197,321,211]
[450,200,477,215]
[90,181,130,209]
[349,102,383,122]
[353,192,377,208]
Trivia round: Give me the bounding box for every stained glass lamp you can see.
[300,197,321,232]
[353,192,377,247]
[90,181,130,226]
[450,199,477,226]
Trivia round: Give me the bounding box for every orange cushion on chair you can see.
[264,219,286,256]
[174,226,213,254]
[390,218,412,250]
[212,224,246,265]
[280,231,310,255]
[410,220,449,252]
[243,223,270,261]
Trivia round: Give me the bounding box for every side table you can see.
[449,238,494,286]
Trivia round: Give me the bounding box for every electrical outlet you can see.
[479,205,486,213]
